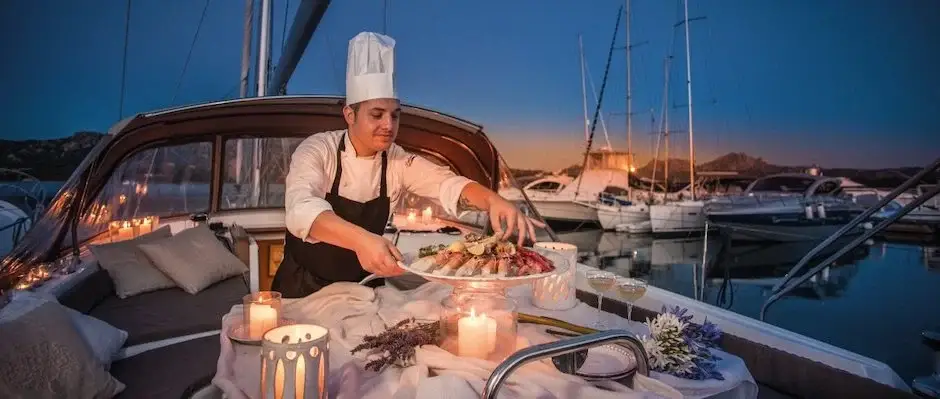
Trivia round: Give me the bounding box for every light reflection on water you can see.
[561,229,940,386]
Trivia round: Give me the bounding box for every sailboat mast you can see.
[625,0,633,197]
[579,35,590,143]
[251,0,273,207]
[239,0,254,98]
[683,0,696,200]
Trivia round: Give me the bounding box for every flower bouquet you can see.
[639,306,724,381]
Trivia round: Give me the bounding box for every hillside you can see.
[0,134,935,189]
[0,132,106,181]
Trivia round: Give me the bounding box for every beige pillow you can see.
[138,225,248,294]
[0,302,125,398]
[90,225,176,298]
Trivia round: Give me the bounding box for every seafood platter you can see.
[400,233,569,293]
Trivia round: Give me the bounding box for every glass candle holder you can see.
[439,292,517,362]
[244,291,282,341]
[531,242,579,310]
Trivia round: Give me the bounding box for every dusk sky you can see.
[2,0,938,170]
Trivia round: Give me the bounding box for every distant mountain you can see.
[535,152,938,189]
[0,132,106,181]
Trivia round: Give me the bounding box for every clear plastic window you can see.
[220,137,305,209]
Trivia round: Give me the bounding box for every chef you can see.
[272,32,543,298]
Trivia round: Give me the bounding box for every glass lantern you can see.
[439,291,518,362]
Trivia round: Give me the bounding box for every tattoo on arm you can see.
[457,195,483,212]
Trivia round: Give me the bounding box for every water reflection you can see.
[564,229,940,385]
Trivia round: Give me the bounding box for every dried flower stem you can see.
[351,318,442,372]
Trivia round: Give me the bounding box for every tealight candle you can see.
[421,207,433,224]
[407,209,417,224]
[137,217,153,234]
[117,221,134,241]
[457,308,497,359]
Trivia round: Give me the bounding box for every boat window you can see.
[529,181,561,191]
[74,142,213,241]
[602,185,630,197]
[220,137,305,210]
[813,181,840,195]
[749,176,816,193]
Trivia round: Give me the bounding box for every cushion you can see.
[0,302,125,398]
[89,276,248,345]
[58,268,116,314]
[1,291,128,369]
[90,225,176,298]
[110,334,221,399]
[138,225,248,295]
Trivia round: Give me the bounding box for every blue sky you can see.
[2,0,938,170]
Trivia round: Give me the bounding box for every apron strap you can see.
[330,133,389,197]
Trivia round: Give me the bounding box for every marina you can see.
[1,0,938,398]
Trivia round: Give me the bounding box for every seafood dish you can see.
[410,233,555,277]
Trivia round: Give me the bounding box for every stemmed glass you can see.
[616,277,648,322]
[585,270,617,329]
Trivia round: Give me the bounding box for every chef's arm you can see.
[285,139,367,248]
[454,182,498,212]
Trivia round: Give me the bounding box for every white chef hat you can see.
[346,32,397,105]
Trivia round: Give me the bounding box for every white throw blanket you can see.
[213,282,755,399]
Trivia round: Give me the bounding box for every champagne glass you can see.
[616,277,648,322]
[585,270,617,329]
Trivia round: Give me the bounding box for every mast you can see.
[663,56,671,191]
[251,0,272,207]
[236,0,254,186]
[579,35,590,143]
[683,0,696,200]
[625,0,633,197]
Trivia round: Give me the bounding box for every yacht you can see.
[524,168,629,229]
[0,96,918,398]
[647,174,754,235]
[704,173,869,242]
[843,181,940,235]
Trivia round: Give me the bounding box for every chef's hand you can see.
[487,193,546,246]
[354,232,405,277]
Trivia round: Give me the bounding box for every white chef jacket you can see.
[285,130,473,244]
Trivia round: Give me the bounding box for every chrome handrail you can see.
[481,330,649,399]
[769,157,940,295]
[761,159,940,321]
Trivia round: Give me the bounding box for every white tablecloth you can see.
[212,282,757,399]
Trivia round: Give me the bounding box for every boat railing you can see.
[760,157,940,321]
[705,192,844,213]
[481,329,649,399]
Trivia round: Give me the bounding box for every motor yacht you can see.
[704,173,870,242]
[0,96,919,398]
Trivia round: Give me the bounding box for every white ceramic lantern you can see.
[531,242,579,310]
[261,324,330,399]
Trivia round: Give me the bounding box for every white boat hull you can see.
[596,203,649,230]
[650,201,707,234]
[530,199,599,224]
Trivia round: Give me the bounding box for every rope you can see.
[170,0,213,104]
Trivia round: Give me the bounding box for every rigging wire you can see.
[117,0,132,119]
[170,0,213,104]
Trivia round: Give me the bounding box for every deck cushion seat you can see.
[110,334,220,399]
[89,276,248,345]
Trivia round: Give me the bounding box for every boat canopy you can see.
[0,96,549,292]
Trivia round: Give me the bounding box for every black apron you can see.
[272,134,390,298]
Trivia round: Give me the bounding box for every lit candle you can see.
[457,308,497,359]
[117,221,134,241]
[407,209,417,224]
[137,217,153,234]
[248,304,279,340]
[422,207,433,224]
[273,355,307,399]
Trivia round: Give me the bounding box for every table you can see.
[212,282,757,399]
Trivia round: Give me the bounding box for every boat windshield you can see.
[748,176,817,194]
[1,129,553,289]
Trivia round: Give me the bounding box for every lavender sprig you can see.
[351,318,441,372]
[641,306,725,381]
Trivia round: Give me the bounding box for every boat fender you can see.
[804,205,814,220]
[817,204,827,219]
[863,222,874,230]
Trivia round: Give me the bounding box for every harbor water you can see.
[561,228,940,385]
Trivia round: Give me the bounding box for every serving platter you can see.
[397,246,569,288]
